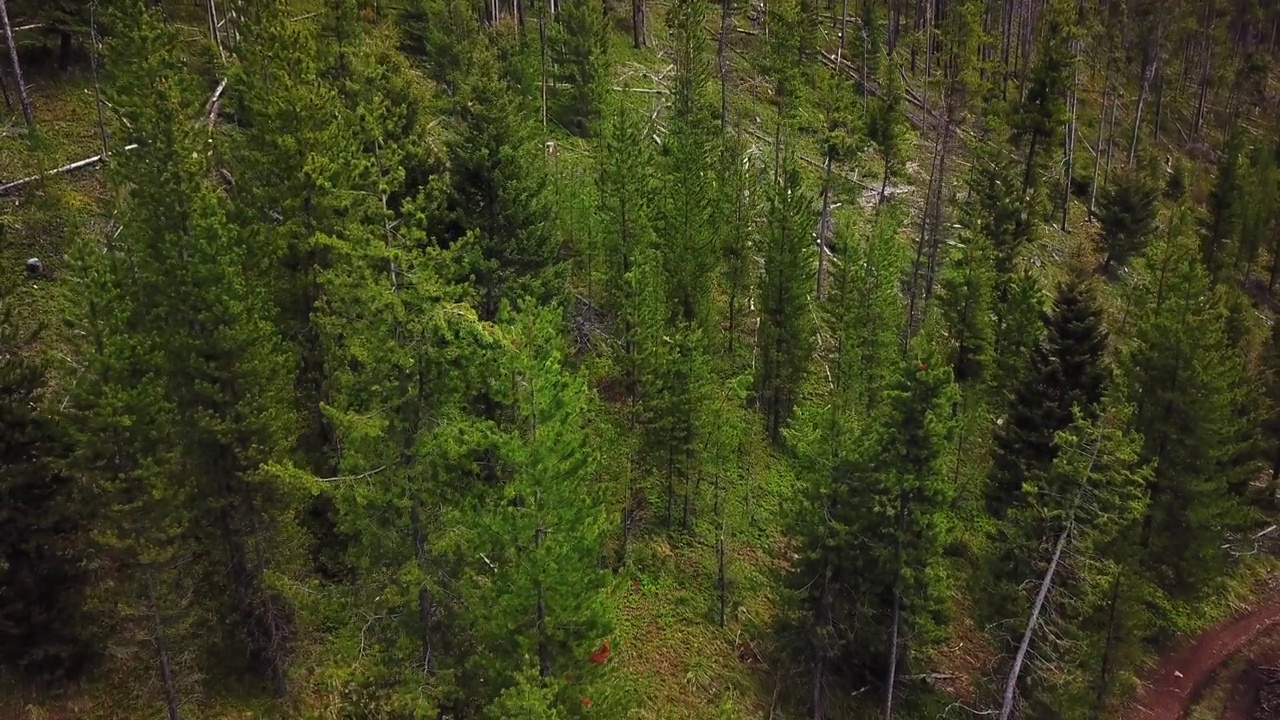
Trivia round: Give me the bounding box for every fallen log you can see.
[0,79,227,196]
[0,144,139,196]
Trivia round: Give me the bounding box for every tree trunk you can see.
[716,522,727,628]
[411,501,435,675]
[632,0,645,48]
[535,525,551,679]
[719,0,731,130]
[999,516,1074,720]
[0,0,33,126]
[58,31,72,72]
[1102,87,1118,189]
[90,2,109,158]
[147,576,182,720]
[1128,49,1155,168]
[883,492,908,720]
[1062,37,1080,232]
[1088,73,1110,219]
[1092,572,1126,719]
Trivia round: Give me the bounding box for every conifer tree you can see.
[757,152,816,444]
[1124,214,1257,609]
[1096,165,1160,272]
[468,309,614,714]
[554,0,610,135]
[1012,0,1073,195]
[938,230,996,386]
[444,38,559,322]
[790,334,958,718]
[1202,125,1246,282]
[717,131,758,359]
[829,207,909,419]
[987,272,1109,523]
[84,2,302,696]
[660,0,718,331]
[996,402,1150,720]
[0,290,91,680]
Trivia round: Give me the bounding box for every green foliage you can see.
[1202,125,1247,281]
[1122,212,1257,614]
[442,38,560,321]
[554,0,611,135]
[757,153,816,444]
[467,309,614,715]
[938,230,996,385]
[1012,0,1074,195]
[0,289,91,680]
[987,272,1110,523]
[1097,166,1161,271]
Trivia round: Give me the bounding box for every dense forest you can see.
[2,0,1280,717]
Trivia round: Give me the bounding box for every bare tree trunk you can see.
[1193,1,1216,136]
[0,62,10,110]
[882,492,908,720]
[1062,35,1080,231]
[206,0,225,62]
[535,525,551,679]
[716,519,727,628]
[1091,572,1125,720]
[146,576,182,720]
[1128,49,1155,168]
[632,0,645,48]
[1102,86,1118,189]
[411,502,435,675]
[0,0,33,126]
[1088,72,1110,219]
[90,1,109,158]
[999,515,1075,720]
[719,0,731,130]
[539,0,548,128]
[816,0,850,301]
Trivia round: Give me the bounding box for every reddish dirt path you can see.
[1126,599,1280,720]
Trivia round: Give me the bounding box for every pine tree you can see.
[1096,165,1160,272]
[468,309,614,714]
[659,0,718,331]
[1012,0,1073,196]
[986,272,1110,523]
[553,0,610,135]
[828,207,908,420]
[444,39,559,322]
[938,230,996,386]
[1123,211,1256,617]
[790,334,958,718]
[995,401,1150,719]
[84,3,303,695]
[757,152,816,444]
[0,289,91,680]
[1202,125,1246,282]
[717,130,759,359]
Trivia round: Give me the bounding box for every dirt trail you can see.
[1126,599,1280,720]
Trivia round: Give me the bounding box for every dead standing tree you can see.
[0,0,33,125]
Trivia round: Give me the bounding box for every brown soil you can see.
[1126,601,1280,720]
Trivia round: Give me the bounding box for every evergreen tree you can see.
[757,153,816,444]
[986,272,1110,522]
[84,3,303,695]
[1123,211,1256,616]
[553,0,610,135]
[717,130,759,359]
[1202,125,1247,282]
[938,230,996,386]
[468,309,614,715]
[1012,0,1073,195]
[1096,166,1160,272]
[444,39,560,322]
[0,290,92,680]
[790,335,958,717]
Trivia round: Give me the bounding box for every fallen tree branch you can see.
[1,79,227,195]
[0,144,139,196]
